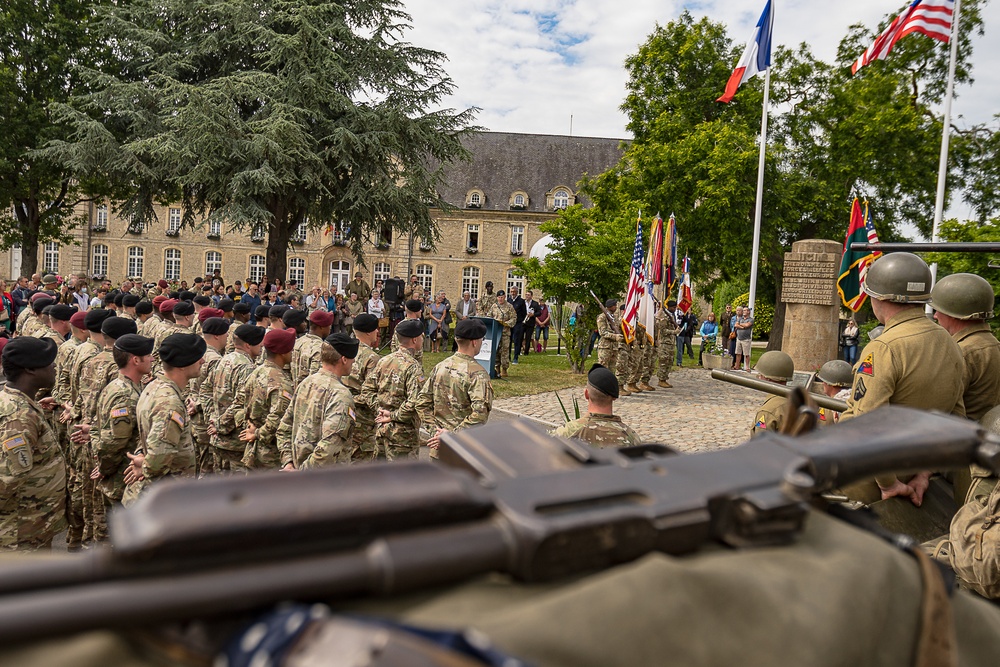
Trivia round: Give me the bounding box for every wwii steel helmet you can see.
[816,360,853,387]
[930,273,995,320]
[868,325,885,341]
[980,405,1000,436]
[754,350,794,382]
[863,252,932,303]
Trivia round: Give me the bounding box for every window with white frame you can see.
[288,258,305,286]
[164,248,181,280]
[94,204,108,230]
[208,220,222,237]
[206,251,222,276]
[168,208,181,234]
[468,191,482,208]
[462,266,480,299]
[374,262,391,283]
[506,268,524,296]
[510,225,524,254]
[127,246,144,279]
[553,189,570,209]
[466,224,480,251]
[292,221,307,243]
[415,264,433,292]
[248,255,266,283]
[250,224,265,241]
[92,244,109,277]
[43,242,59,274]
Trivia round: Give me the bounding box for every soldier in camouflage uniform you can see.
[290,310,333,388]
[361,319,425,460]
[277,334,358,469]
[15,293,42,336]
[137,298,162,338]
[189,315,228,476]
[34,302,70,346]
[655,300,680,388]
[53,311,88,547]
[614,310,633,397]
[235,328,295,470]
[22,295,54,339]
[596,299,623,373]
[391,299,425,370]
[122,333,205,506]
[224,301,251,354]
[416,318,493,459]
[343,314,381,462]
[626,322,650,393]
[209,324,264,473]
[119,293,140,321]
[0,337,65,551]
[484,290,516,378]
[553,364,641,448]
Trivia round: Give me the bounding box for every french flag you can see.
[717,1,774,104]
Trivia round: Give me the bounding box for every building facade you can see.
[2,132,625,299]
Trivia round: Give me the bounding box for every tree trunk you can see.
[15,200,40,278]
[265,207,291,282]
[767,281,785,352]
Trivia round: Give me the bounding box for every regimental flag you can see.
[718,0,774,103]
[852,0,955,75]
[837,199,882,311]
[621,216,647,344]
[677,256,693,314]
[665,214,679,289]
[646,214,665,285]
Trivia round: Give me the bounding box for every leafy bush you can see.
[729,292,774,340]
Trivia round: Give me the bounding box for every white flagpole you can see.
[927,0,962,313]
[748,67,770,314]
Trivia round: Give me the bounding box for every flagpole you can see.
[748,67,770,314]
[927,0,962,313]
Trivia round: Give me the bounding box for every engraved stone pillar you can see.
[780,239,843,371]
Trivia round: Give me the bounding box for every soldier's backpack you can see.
[946,476,1000,599]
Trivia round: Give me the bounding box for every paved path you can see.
[495,366,763,453]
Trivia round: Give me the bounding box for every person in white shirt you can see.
[456,291,477,320]
[367,290,385,319]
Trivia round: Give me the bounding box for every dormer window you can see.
[553,189,569,209]
[509,191,528,210]
[466,189,484,208]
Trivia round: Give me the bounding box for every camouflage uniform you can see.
[627,323,650,387]
[236,361,294,470]
[596,311,623,372]
[224,321,241,355]
[210,350,257,472]
[415,352,494,459]
[655,308,679,384]
[80,345,119,542]
[391,322,424,369]
[277,369,356,469]
[190,345,222,475]
[360,348,425,460]
[122,377,195,506]
[553,412,641,448]
[343,340,380,461]
[0,385,67,550]
[92,375,141,508]
[65,338,101,548]
[614,312,632,390]
[138,314,163,339]
[290,332,323,388]
[15,307,36,336]
[484,299,516,373]
[151,322,188,377]
[33,325,64,346]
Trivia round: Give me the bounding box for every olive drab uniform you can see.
[484,299,516,373]
[122,377,195,507]
[391,322,424,369]
[0,385,67,551]
[92,375,141,507]
[277,369,356,469]
[751,396,787,436]
[655,308,679,384]
[415,352,494,458]
[210,350,257,472]
[189,345,222,476]
[952,322,1000,422]
[596,311,623,372]
[236,361,294,470]
[343,341,380,461]
[290,333,323,388]
[360,348,425,460]
[553,412,641,448]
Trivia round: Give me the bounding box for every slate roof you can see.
[432,131,627,212]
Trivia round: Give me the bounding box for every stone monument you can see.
[779,239,842,371]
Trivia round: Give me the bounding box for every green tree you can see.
[42,0,477,280]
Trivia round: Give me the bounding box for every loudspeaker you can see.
[383,278,405,305]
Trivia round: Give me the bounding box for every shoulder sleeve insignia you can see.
[858,353,874,377]
[2,435,27,451]
[3,435,31,472]
[111,407,130,418]
[853,377,867,402]
[754,419,767,431]
[169,411,186,428]
[348,407,356,421]
[818,408,827,422]
[282,390,293,401]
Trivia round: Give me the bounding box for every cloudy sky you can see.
[405,0,999,139]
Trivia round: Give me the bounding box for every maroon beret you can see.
[308,310,335,327]
[198,307,224,323]
[263,327,296,355]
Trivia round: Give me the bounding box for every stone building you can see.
[2,132,625,299]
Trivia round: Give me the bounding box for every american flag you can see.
[621,218,646,344]
[852,0,955,75]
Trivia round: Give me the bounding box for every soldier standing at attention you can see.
[255,305,272,331]
[277,333,358,469]
[223,300,250,354]
[290,310,333,388]
[391,299,425,369]
[119,293,140,321]
[655,300,680,388]
[343,313,381,462]
[553,364,641,447]
[35,302,71,345]
[750,351,795,436]
[209,324,265,473]
[0,337,65,551]
[841,253,966,506]
[614,308,632,396]
[237,328,296,470]
[190,316,229,476]
[815,359,853,425]
[362,318,425,460]
[626,322,652,393]
[596,299,623,373]
[416,318,494,458]
[484,290,516,378]
[122,333,205,506]
[139,297,163,338]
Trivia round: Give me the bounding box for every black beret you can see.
[484,281,494,287]
[405,299,423,313]
[179,290,196,301]
[48,304,76,322]
[201,317,230,336]
[135,300,154,315]
[269,305,290,319]
[353,313,379,333]
[395,319,424,339]
[172,301,195,316]
[233,302,252,314]
[114,334,154,357]
[255,305,272,320]
[218,298,236,312]
[667,300,677,307]
[159,333,207,368]
[2,337,58,369]
[324,333,359,359]
[587,363,620,399]
[454,318,487,340]
[168,291,180,299]
[42,305,55,316]
[496,290,506,297]
[84,308,113,332]
[101,316,138,339]
[605,299,618,308]
[235,324,265,346]
[282,309,306,328]
[192,295,211,306]
[122,294,141,308]
[31,297,56,314]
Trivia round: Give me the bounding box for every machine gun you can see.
[850,242,1000,254]
[711,369,849,413]
[0,407,998,644]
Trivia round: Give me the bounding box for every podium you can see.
[473,317,502,378]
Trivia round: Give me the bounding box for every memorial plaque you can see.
[779,240,844,372]
[782,253,840,305]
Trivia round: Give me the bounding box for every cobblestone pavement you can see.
[495,366,762,453]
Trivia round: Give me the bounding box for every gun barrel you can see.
[850,242,1000,253]
[711,369,849,413]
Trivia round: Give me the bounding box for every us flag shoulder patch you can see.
[111,407,129,418]
[169,411,185,428]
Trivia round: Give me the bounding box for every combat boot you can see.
[619,386,632,396]
[500,368,508,378]
[659,380,673,388]
[638,382,655,391]
[625,383,642,394]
